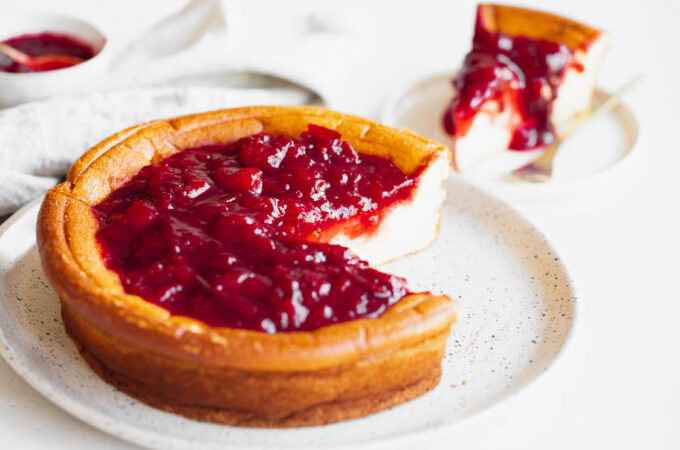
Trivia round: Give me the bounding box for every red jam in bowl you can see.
[0,32,95,73]
[94,125,421,333]
[442,12,582,150]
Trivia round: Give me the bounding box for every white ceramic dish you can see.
[381,72,640,202]
[0,13,111,107]
[0,173,576,449]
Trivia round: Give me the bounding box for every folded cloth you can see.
[0,87,310,216]
[105,0,372,111]
[0,0,374,216]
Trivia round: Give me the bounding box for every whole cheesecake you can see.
[443,4,610,172]
[37,106,459,427]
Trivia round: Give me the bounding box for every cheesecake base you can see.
[62,301,445,428]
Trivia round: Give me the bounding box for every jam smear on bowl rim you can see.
[442,10,585,150]
[94,125,425,333]
[0,32,95,73]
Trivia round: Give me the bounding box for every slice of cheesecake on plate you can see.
[443,3,610,173]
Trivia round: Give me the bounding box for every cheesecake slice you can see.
[443,4,610,172]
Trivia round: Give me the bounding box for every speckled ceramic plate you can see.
[381,72,640,202]
[0,176,576,450]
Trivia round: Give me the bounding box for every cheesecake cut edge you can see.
[331,148,450,266]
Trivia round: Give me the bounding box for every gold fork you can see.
[505,75,643,183]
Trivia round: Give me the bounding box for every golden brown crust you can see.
[478,3,602,50]
[38,105,459,426]
[64,301,447,427]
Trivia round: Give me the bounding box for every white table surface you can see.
[1,0,679,449]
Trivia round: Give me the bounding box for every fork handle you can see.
[563,74,645,138]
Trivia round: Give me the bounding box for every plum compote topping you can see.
[94,124,419,332]
[0,32,95,73]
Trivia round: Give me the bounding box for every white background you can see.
[1,0,679,449]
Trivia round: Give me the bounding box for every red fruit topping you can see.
[94,125,418,332]
[0,32,95,73]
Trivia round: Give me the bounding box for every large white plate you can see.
[0,177,576,449]
[381,72,640,202]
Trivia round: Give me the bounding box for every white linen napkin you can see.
[0,86,311,216]
[0,0,372,216]
[105,0,372,110]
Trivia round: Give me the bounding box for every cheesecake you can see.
[37,106,459,426]
[443,4,610,172]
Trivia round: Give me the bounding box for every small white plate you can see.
[0,177,576,449]
[381,72,640,201]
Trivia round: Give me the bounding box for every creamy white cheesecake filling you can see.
[330,151,450,267]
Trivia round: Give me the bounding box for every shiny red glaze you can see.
[0,32,95,73]
[94,125,418,332]
[442,12,582,150]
